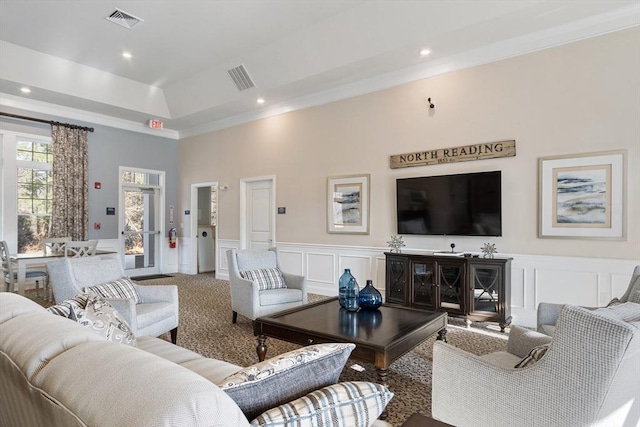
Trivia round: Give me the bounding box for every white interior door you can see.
[242,177,275,250]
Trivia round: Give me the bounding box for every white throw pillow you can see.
[71,290,137,346]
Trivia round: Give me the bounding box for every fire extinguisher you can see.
[169,228,177,249]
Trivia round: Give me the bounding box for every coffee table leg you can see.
[256,334,267,361]
[437,328,447,343]
[376,367,389,420]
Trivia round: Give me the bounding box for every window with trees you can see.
[16,138,53,253]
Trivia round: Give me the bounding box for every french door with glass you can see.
[119,168,164,277]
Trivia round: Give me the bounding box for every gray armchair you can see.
[227,248,307,323]
[47,256,179,343]
[538,265,640,336]
[432,302,640,427]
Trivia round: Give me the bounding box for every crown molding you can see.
[2,4,638,141]
[0,93,180,139]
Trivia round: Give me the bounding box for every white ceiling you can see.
[1,1,639,138]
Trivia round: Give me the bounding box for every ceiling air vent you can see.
[227,65,256,91]
[106,9,144,29]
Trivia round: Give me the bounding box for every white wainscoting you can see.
[182,238,638,328]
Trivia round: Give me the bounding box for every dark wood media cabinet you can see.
[385,252,512,331]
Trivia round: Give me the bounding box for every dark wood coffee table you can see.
[253,297,447,386]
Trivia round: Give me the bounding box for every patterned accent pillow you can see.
[628,290,640,304]
[239,268,287,291]
[607,297,622,307]
[46,292,89,317]
[85,277,142,304]
[250,382,393,427]
[515,343,550,368]
[70,290,137,346]
[219,343,355,420]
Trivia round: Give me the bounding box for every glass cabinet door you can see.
[386,256,408,304]
[438,263,464,313]
[411,261,436,308]
[470,264,502,315]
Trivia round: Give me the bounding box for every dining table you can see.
[10,250,118,295]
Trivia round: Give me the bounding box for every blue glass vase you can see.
[344,277,360,312]
[359,280,382,310]
[338,269,356,308]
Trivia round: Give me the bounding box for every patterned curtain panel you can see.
[51,125,89,240]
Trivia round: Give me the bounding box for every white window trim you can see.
[0,130,52,253]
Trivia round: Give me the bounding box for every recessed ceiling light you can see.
[419,49,431,56]
[20,87,31,93]
[122,52,133,59]
[257,98,265,105]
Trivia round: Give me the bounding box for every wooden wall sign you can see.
[390,140,516,169]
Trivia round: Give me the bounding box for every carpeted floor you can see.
[31,273,508,426]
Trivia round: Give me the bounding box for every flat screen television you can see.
[396,171,502,236]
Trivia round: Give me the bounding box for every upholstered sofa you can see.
[0,293,392,427]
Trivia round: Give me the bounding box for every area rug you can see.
[29,273,508,425]
[138,273,508,426]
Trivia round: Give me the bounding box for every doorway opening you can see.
[189,182,218,275]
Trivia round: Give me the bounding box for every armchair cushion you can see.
[240,268,287,291]
[85,277,142,304]
[70,291,137,346]
[219,343,355,420]
[250,381,393,427]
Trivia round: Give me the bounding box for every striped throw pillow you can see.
[47,292,89,317]
[240,268,287,291]
[85,277,142,304]
[514,343,550,368]
[250,381,393,427]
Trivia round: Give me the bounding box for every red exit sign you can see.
[148,119,163,129]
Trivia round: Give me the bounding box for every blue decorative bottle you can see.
[338,269,356,308]
[344,277,360,312]
[359,279,382,310]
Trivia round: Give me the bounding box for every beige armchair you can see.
[432,302,640,427]
[227,248,307,323]
[537,265,640,336]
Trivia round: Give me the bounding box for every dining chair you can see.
[41,237,71,300]
[43,237,71,255]
[64,240,98,258]
[1,240,48,296]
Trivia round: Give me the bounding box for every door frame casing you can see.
[240,175,276,250]
[189,181,219,275]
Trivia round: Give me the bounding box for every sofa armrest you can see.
[506,325,552,358]
[103,297,138,331]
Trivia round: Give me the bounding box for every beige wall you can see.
[179,27,640,260]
